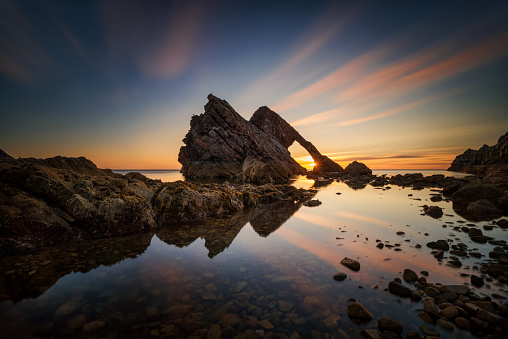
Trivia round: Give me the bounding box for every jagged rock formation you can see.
[250,106,344,174]
[178,95,344,182]
[448,132,508,176]
[0,151,314,254]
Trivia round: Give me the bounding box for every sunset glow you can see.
[0,1,507,169]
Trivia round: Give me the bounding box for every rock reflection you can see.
[0,232,154,303]
[158,201,304,257]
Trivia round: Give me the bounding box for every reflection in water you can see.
[0,232,154,303]
[0,173,502,339]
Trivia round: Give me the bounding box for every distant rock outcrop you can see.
[344,160,372,176]
[448,132,508,176]
[178,95,344,183]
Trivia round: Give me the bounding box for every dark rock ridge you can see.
[0,151,315,255]
[448,131,508,176]
[178,95,344,183]
[250,106,344,174]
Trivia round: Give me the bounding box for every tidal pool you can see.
[0,172,506,338]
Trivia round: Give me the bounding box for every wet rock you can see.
[376,243,384,249]
[467,199,503,220]
[347,302,373,321]
[258,319,274,330]
[452,183,504,210]
[145,305,160,321]
[423,300,441,318]
[377,317,403,334]
[426,240,449,251]
[434,250,444,259]
[441,285,470,295]
[496,218,508,228]
[419,324,440,336]
[477,309,508,326]
[221,313,242,327]
[454,316,473,330]
[341,257,360,271]
[53,300,81,318]
[436,318,454,331]
[440,306,459,319]
[303,199,322,207]
[410,291,423,301]
[424,286,441,297]
[388,280,411,297]
[418,312,433,324]
[333,272,347,281]
[403,269,418,282]
[423,205,443,218]
[470,317,493,332]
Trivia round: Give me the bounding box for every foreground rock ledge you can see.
[0,152,314,255]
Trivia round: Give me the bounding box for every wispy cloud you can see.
[0,1,57,84]
[99,1,206,80]
[237,3,358,105]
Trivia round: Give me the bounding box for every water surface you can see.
[1,172,505,338]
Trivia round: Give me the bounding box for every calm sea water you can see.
[0,171,504,338]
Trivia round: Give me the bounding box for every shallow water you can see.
[0,172,506,338]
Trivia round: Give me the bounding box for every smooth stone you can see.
[454,317,472,330]
[377,317,403,334]
[471,275,484,287]
[388,280,411,297]
[441,285,470,295]
[403,269,418,282]
[258,319,274,330]
[278,300,294,312]
[423,300,440,318]
[407,330,421,339]
[419,324,440,336]
[333,272,347,281]
[323,313,340,329]
[440,305,459,319]
[418,312,433,324]
[341,257,360,271]
[347,302,373,321]
[436,318,454,331]
[221,313,242,327]
[53,300,81,318]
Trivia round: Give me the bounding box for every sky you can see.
[1,0,507,170]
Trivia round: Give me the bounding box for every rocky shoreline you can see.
[0,152,315,255]
[2,148,508,256]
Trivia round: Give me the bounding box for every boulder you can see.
[347,302,373,321]
[467,199,503,220]
[423,205,443,218]
[344,161,372,176]
[341,257,360,271]
[452,183,504,210]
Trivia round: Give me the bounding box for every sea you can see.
[0,169,504,338]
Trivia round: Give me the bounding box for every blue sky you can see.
[1,0,507,169]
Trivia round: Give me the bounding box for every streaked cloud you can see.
[99,1,206,80]
[0,0,57,84]
[238,3,358,105]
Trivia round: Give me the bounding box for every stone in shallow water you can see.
[420,324,440,336]
[437,318,454,331]
[403,268,418,282]
[341,257,360,271]
[333,272,347,281]
[65,314,86,330]
[423,300,440,318]
[388,280,411,297]
[441,285,470,295]
[377,317,403,334]
[347,302,373,321]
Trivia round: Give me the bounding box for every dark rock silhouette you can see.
[178,95,344,182]
[448,132,508,176]
[344,160,372,176]
[250,106,344,174]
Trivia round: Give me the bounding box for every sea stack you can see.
[178,95,345,183]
